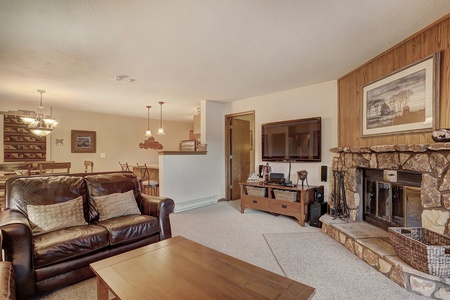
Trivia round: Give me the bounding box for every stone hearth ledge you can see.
[320,214,450,299]
[330,143,450,154]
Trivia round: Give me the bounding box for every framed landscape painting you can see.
[362,52,440,137]
[71,130,96,153]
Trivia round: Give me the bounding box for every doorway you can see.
[225,111,255,200]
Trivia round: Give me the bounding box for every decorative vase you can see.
[297,170,308,188]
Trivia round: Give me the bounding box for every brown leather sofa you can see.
[0,171,174,300]
[0,231,15,300]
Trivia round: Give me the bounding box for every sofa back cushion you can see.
[6,175,88,220]
[85,172,141,222]
[27,196,88,235]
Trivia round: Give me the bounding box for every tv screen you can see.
[262,117,321,162]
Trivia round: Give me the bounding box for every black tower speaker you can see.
[313,186,324,203]
[321,165,327,182]
[309,202,328,228]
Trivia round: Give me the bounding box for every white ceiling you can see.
[1,1,450,122]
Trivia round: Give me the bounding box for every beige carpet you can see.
[264,232,428,300]
[37,200,427,299]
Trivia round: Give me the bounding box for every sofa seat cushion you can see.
[33,224,109,268]
[95,214,160,246]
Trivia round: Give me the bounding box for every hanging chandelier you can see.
[21,90,58,136]
[145,105,152,136]
[157,101,165,135]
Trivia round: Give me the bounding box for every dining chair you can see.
[37,162,71,174]
[84,161,94,173]
[136,163,159,196]
[0,163,33,176]
[119,162,130,171]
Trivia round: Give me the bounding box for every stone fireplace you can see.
[330,143,450,235]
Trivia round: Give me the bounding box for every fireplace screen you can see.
[364,176,421,229]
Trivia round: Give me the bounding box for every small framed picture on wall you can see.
[71,130,96,153]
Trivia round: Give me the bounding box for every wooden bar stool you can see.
[136,163,159,196]
[119,162,130,171]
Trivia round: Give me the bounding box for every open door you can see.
[225,112,255,200]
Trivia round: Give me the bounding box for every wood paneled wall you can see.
[338,14,450,147]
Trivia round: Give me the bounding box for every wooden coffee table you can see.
[90,236,315,300]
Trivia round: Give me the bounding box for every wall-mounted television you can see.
[262,117,321,162]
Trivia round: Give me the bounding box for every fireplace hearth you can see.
[331,143,450,235]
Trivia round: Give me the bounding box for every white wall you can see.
[229,80,338,200]
[0,100,192,173]
[2,80,337,209]
[160,100,227,211]
[162,80,337,211]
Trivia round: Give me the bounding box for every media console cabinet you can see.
[239,182,319,226]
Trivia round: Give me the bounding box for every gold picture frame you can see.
[362,52,440,137]
[71,130,96,153]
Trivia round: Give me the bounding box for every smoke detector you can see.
[113,75,128,81]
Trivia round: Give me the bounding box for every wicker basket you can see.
[273,189,297,202]
[246,186,266,197]
[388,227,450,277]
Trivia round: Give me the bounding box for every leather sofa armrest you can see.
[138,195,174,240]
[0,210,35,300]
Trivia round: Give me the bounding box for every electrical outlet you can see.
[100,153,106,158]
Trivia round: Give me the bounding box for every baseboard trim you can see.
[174,195,219,213]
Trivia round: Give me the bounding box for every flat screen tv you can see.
[262,117,321,162]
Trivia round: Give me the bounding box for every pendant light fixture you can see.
[157,101,165,135]
[145,105,152,137]
[23,90,58,136]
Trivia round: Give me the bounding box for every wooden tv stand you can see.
[239,182,318,226]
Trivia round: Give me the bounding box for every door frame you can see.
[225,111,255,201]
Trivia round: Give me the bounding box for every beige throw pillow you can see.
[92,190,140,221]
[27,196,87,235]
